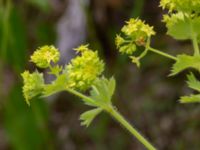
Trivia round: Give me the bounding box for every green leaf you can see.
[187,73,200,92]
[108,77,116,98]
[43,74,68,97]
[4,84,51,150]
[163,12,200,41]
[80,108,102,127]
[170,54,200,76]
[89,77,116,104]
[163,12,191,40]
[180,94,200,103]
[0,7,27,72]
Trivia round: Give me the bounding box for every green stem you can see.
[189,16,200,56]
[66,89,156,150]
[148,47,177,61]
[192,35,199,56]
[66,88,97,106]
[107,106,156,150]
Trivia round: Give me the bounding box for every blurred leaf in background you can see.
[0,0,53,149]
[26,0,50,12]
[4,84,53,150]
[0,1,26,72]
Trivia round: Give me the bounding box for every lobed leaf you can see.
[89,77,116,104]
[187,73,200,92]
[43,74,68,97]
[163,12,200,41]
[163,13,190,40]
[180,94,200,103]
[80,108,102,127]
[170,55,200,76]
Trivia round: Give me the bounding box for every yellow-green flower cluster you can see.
[121,18,155,38]
[21,71,44,105]
[31,45,60,68]
[116,18,155,55]
[65,45,104,91]
[160,0,200,13]
[21,44,104,105]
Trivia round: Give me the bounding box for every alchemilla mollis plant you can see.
[21,0,200,149]
[22,45,156,149]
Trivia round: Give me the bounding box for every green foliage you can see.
[163,13,190,40]
[170,55,200,76]
[157,0,200,103]
[187,73,200,92]
[1,1,53,150]
[163,13,200,41]
[79,77,116,127]
[21,44,117,131]
[115,0,200,105]
[66,77,116,109]
[0,5,27,72]
[20,0,200,149]
[43,74,68,97]
[180,94,200,103]
[180,73,200,103]
[80,108,102,127]
[89,77,116,104]
[160,0,200,13]
[4,85,51,150]
[22,44,105,104]
[161,0,200,42]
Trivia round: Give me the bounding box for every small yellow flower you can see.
[31,45,60,68]
[65,45,104,91]
[121,18,155,38]
[115,18,155,55]
[74,44,89,53]
[115,35,125,48]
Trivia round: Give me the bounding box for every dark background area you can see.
[0,0,200,150]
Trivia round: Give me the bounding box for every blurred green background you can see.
[0,0,200,150]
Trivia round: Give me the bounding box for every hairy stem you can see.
[66,88,97,106]
[189,17,200,56]
[148,47,177,61]
[192,35,199,56]
[107,106,156,150]
[66,88,156,150]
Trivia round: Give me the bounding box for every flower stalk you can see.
[67,88,156,150]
